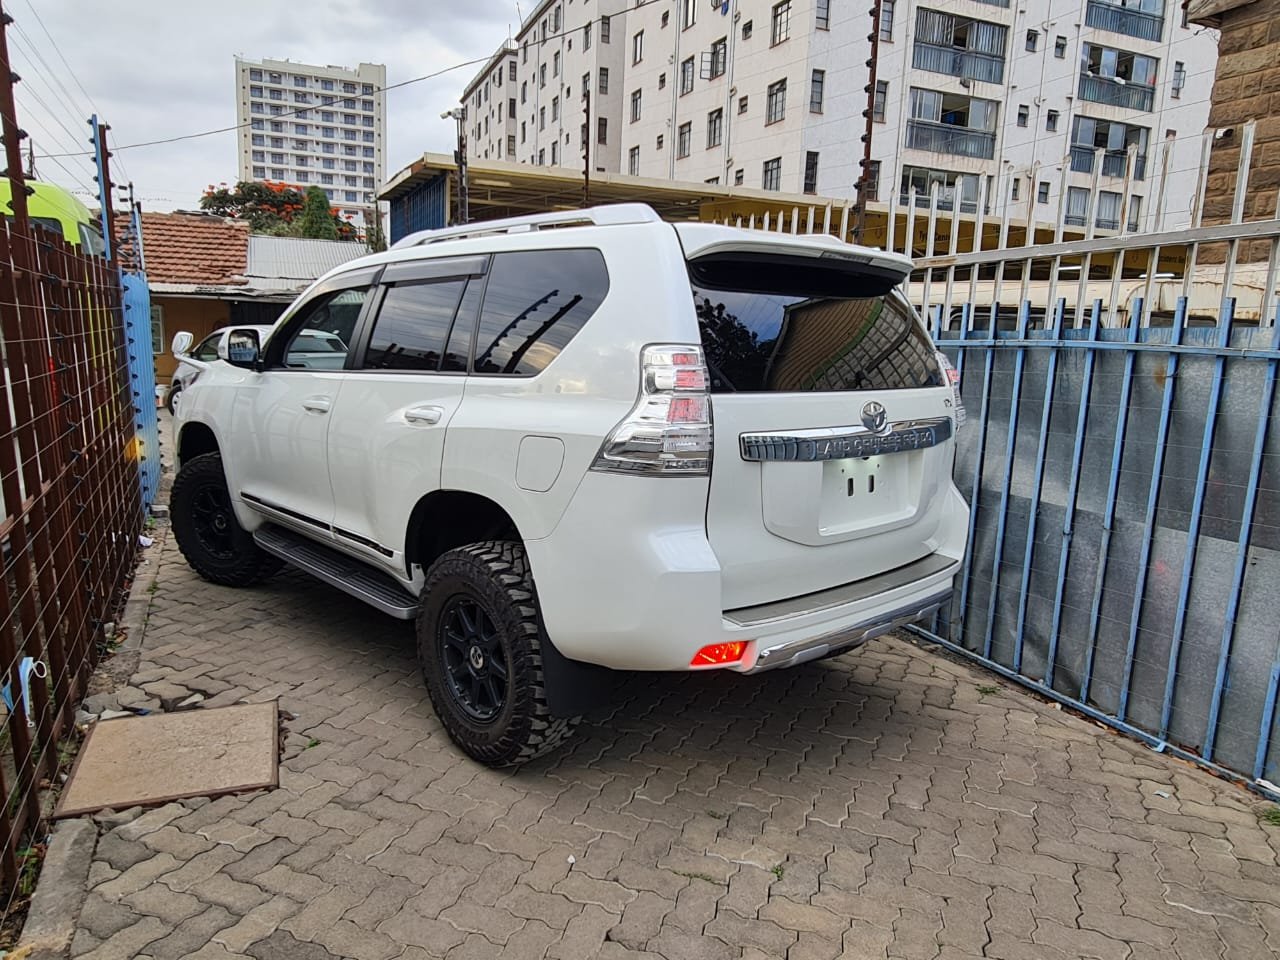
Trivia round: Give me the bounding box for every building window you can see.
[873,80,888,122]
[738,95,749,114]
[628,145,640,175]
[680,57,695,95]
[510,62,517,82]
[553,51,560,76]
[762,157,782,190]
[599,68,609,94]
[271,168,285,179]
[816,0,830,30]
[252,165,266,178]
[1026,30,1038,52]
[601,15,611,42]
[552,96,559,121]
[321,172,333,184]
[251,134,265,146]
[1172,61,1186,98]
[682,0,696,29]
[539,148,546,165]
[630,89,642,122]
[742,19,753,39]
[584,21,592,49]
[880,0,895,40]
[710,37,728,78]
[249,69,262,81]
[1038,181,1050,204]
[657,134,664,149]
[810,69,825,113]
[249,85,263,97]
[508,133,516,154]
[598,117,608,144]
[734,168,744,185]
[540,64,546,88]
[521,81,527,104]
[766,78,787,124]
[771,1,791,44]
[1054,35,1067,58]
[509,98,516,120]
[521,120,527,143]
[677,122,692,158]
[803,151,819,193]
[659,72,667,90]
[551,141,558,164]
[707,108,723,148]
[1017,104,1029,127]
[150,304,164,355]
[540,107,546,130]
[633,30,644,64]
[1012,178,1021,202]
[662,10,670,27]
[1047,109,1059,132]
[553,4,561,31]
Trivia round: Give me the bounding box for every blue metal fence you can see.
[120,271,159,511]
[911,295,1280,799]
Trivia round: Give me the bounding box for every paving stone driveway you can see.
[70,529,1280,960]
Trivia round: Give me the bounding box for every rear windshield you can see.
[690,273,943,394]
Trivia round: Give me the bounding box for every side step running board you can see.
[254,524,418,620]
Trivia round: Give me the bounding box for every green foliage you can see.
[297,186,339,241]
[1262,806,1280,826]
[365,216,387,253]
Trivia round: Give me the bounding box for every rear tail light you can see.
[936,352,965,429]
[591,344,713,476]
[690,641,748,668]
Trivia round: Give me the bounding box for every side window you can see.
[472,250,609,376]
[362,279,467,371]
[281,288,368,369]
[192,335,221,362]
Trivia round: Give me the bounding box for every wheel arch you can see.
[177,420,220,469]
[404,490,522,579]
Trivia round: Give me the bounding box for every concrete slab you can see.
[54,702,277,818]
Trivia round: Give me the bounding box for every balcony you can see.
[1078,73,1155,111]
[973,0,1011,6]
[1070,146,1147,180]
[912,43,1006,85]
[906,120,997,160]
[898,191,984,215]
[1085,0,1164,42]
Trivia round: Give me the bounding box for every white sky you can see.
[13,0,518,212]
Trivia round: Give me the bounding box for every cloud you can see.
[12,0,515,211]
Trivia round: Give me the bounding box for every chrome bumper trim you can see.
[740,417,952,462]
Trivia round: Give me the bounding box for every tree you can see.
[199,181,359,241]
[365,216,387,253]
[296,186,339,240]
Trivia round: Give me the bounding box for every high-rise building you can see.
[235,57,387,229]
[458,0,1215,231]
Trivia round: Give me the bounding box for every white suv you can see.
[170,204,969,765]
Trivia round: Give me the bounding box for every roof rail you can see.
[391,203,662,249]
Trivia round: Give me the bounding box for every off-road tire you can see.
[171,452,283,587]
[417,540,579,766]
[165,385,180,416]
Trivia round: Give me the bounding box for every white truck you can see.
[169,204,969,765]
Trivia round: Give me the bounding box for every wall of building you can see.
[462,0,1218,231]
[1197,0,1280,260]
[234,57,387,228]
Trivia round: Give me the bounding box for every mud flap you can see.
[541,634,616,718]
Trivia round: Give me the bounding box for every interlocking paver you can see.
[61,525,1280,960]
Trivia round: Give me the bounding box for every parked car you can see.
[168,204,970,766]
[168,325,346,413]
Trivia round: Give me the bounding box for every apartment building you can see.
[459,0,1215,230]
[235,57,387,228]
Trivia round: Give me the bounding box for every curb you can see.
[13,819,96,960]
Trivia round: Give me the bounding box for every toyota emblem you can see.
[861,401,890,436]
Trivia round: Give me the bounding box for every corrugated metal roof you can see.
[246,235,368,282]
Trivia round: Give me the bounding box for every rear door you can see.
[678,232,957,611]
[325,255,486,570]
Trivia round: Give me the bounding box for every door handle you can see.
[404,405,444,425]
[302,396,331,414]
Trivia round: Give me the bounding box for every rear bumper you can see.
[525,474,969,673]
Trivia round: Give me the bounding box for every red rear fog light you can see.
[690,641,748,668]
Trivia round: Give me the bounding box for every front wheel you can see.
[165,385,180,416]
[417,541,578,766]
[171,452,282,587]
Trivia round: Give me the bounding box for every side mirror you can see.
[222,329,261,369]
[171,331,193,356]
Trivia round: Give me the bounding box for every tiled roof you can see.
[136,212,249,285]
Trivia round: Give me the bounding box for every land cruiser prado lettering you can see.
[170,204,970,765]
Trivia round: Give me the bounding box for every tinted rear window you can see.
[691,277,943,394]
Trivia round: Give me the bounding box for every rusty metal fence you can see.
[0,22,140,895]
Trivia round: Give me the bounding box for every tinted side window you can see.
[281,288,367,369]
[192,335,221,362]
[473,249,608,376]
[364,279,467,371]
[442,280,484,372]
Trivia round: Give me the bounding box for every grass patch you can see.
[976,684,1000,698]
[771,864,785,881]
[305,738,321,750]
[1261,807,1280,827]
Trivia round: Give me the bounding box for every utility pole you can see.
[582,87,591,207]
[90,115,115,261]
[0,7,30,238]
[852,0,883,245]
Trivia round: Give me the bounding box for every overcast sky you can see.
[12,0,517,212]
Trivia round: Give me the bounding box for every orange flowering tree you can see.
[200,180,358,241]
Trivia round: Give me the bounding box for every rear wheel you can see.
[417,541,578,766]
[165,385,180,416]
[171,452,282,587]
